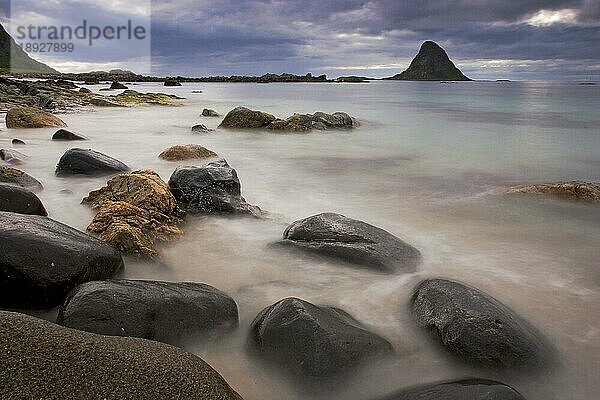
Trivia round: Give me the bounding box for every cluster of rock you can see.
[218,106,357,131]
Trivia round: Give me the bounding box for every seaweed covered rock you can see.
[411,279,550,369]
[0,212,124,309]
[107,90,184,106]
[5,106,67,128]
[0,166,43,192]
[82,169,183,258]
[159,144,217,161]
[0,311,243,400]
[279,213,421,272]
[0,184,47,215]
[55,148,130,176]
[168,159,261,216]
[249,297,393,379]
[57,280,238,345]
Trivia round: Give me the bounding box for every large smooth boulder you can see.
[5,106,67,128]
[168,159,261,216]
[279,213,421,272]
[0,311,242,400]
[249,297,393,379]
[82,170,183,258]
[0,184,47,216]
[0,166,43,192]
[269,112,357,131]
[218,106,276,128]
[375,379,525,400]
[57,280,238,344]
[55,148,130,176]
[159,144,217,161]
[52,128,88,141]
[0,212,124,309]
[411,279,550,369]
[507,181,600,204]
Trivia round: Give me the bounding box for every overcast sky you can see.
[2,0,599,79]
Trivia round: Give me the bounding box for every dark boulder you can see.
[109,81,128,90]
[411,279,550,369]
[57,280,238,345]
[375,379,525,400]
[0,311,243,400]
[164,78,182,86]
[168,159,261,216]
[218,106,276,129]
[249,297,393,379]
[279,213,421,272]
[0,212,124,309]
[52,128,88,141]
[192,123,212,133]
[0,166,43,192]
[11,138,26,145]
[269,112,357,131]
[79,87,92,93]
[0,184,47,216]
[55,148,130,176]
[202,108,220,117]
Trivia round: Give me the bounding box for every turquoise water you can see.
[2,80,599,399]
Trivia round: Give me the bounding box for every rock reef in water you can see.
[0,311,243,400]
[507,181,600,204]
[82,169,183,258]
[386,41,470,81]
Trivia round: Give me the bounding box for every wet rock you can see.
[218,106,276,128]
[249,297,393,379]
[164,78,182,86]
[507,181,600,204]
[55,148,130,176]
[5,106,67,128]
[107,90,184,106]
[159,144,217,161]
[375,379,525,400]
[88,97,126,107]
[411,279,550,369]
[0,166,43,192]
[279,213,421,272]
[0,212,124,309]
[0,184,47,216]
[79,87,92,93]
[11,138,26,145]
[192,123,212,133]
[0,148,27,165]
[109,81,128,90]
[57,280,238,345]
[52,128,88,141]
[168,159,261,216]
[202,108,219,117]
[269,112,357,131]
[0,311,243,400]
[82,169,183,258]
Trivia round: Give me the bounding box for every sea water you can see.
[2,80,599,399]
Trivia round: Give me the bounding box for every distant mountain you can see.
[386,41,470,81]
[0,23,58,74]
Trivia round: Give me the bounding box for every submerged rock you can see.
[109,81,128,90]
[5,106,67,128]
[0,148,27,165]
[411,279,550,369]
[218,106,276,128]
[168,159,261,216]
[0,184,47,216]
[202,108,220,117]
[52,128,88,141]
[0,311,243,400]
[507,181,600,204]
[269,111,357,131]
[0,166,43,192]
[249,297,393,379]
[82,169,183,258]
[191,123,212,133]
[279,213,421,272]
[55,148,130,176]
[159,144,217,161]
[375,379,525,400]
[0,212,124,309]
[385,41,471,81]
[58,280,238,345]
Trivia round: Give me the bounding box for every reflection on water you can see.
[2,81,599,400]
